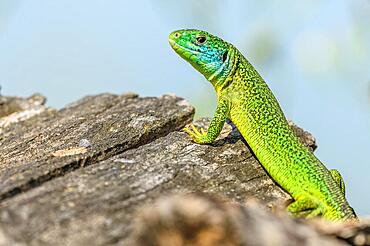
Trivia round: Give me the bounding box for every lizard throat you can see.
[207,55,230,82]
[212,48,238,93]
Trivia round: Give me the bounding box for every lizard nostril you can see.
[174,32,180,38]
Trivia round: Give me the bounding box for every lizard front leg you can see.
[184,97,230,144]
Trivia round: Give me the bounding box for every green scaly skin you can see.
[169,29,357,222]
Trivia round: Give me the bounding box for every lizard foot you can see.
[183,124,212,144]
[287,195,323,219]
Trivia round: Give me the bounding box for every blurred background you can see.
[0,0,369,215]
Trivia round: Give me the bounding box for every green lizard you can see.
[169,29,357,222]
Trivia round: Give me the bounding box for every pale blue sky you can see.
[1,0,370,215]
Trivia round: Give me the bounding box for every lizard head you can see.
[169,29,236,87]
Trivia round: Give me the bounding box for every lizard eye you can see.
[196,35,207,44]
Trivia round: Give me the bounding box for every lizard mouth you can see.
[169,38,201,56]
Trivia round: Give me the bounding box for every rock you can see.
[131,193,345,246]
[0,92,367,246]
[0,93,193,202]
[0,93,46,117]
[0,93,49,131]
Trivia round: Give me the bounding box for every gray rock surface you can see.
[0,93,367,246]
[132,194,345,246]
[0,93,193,201]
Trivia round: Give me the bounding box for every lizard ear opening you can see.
[222,51,228,62]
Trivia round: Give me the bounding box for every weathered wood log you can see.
[0,93,368,246]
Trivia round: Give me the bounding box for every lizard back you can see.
[225,51,355,220]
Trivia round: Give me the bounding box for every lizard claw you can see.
[190,124,201,135]
[183,124,211,144]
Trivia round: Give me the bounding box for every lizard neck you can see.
[209,46,239,96]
